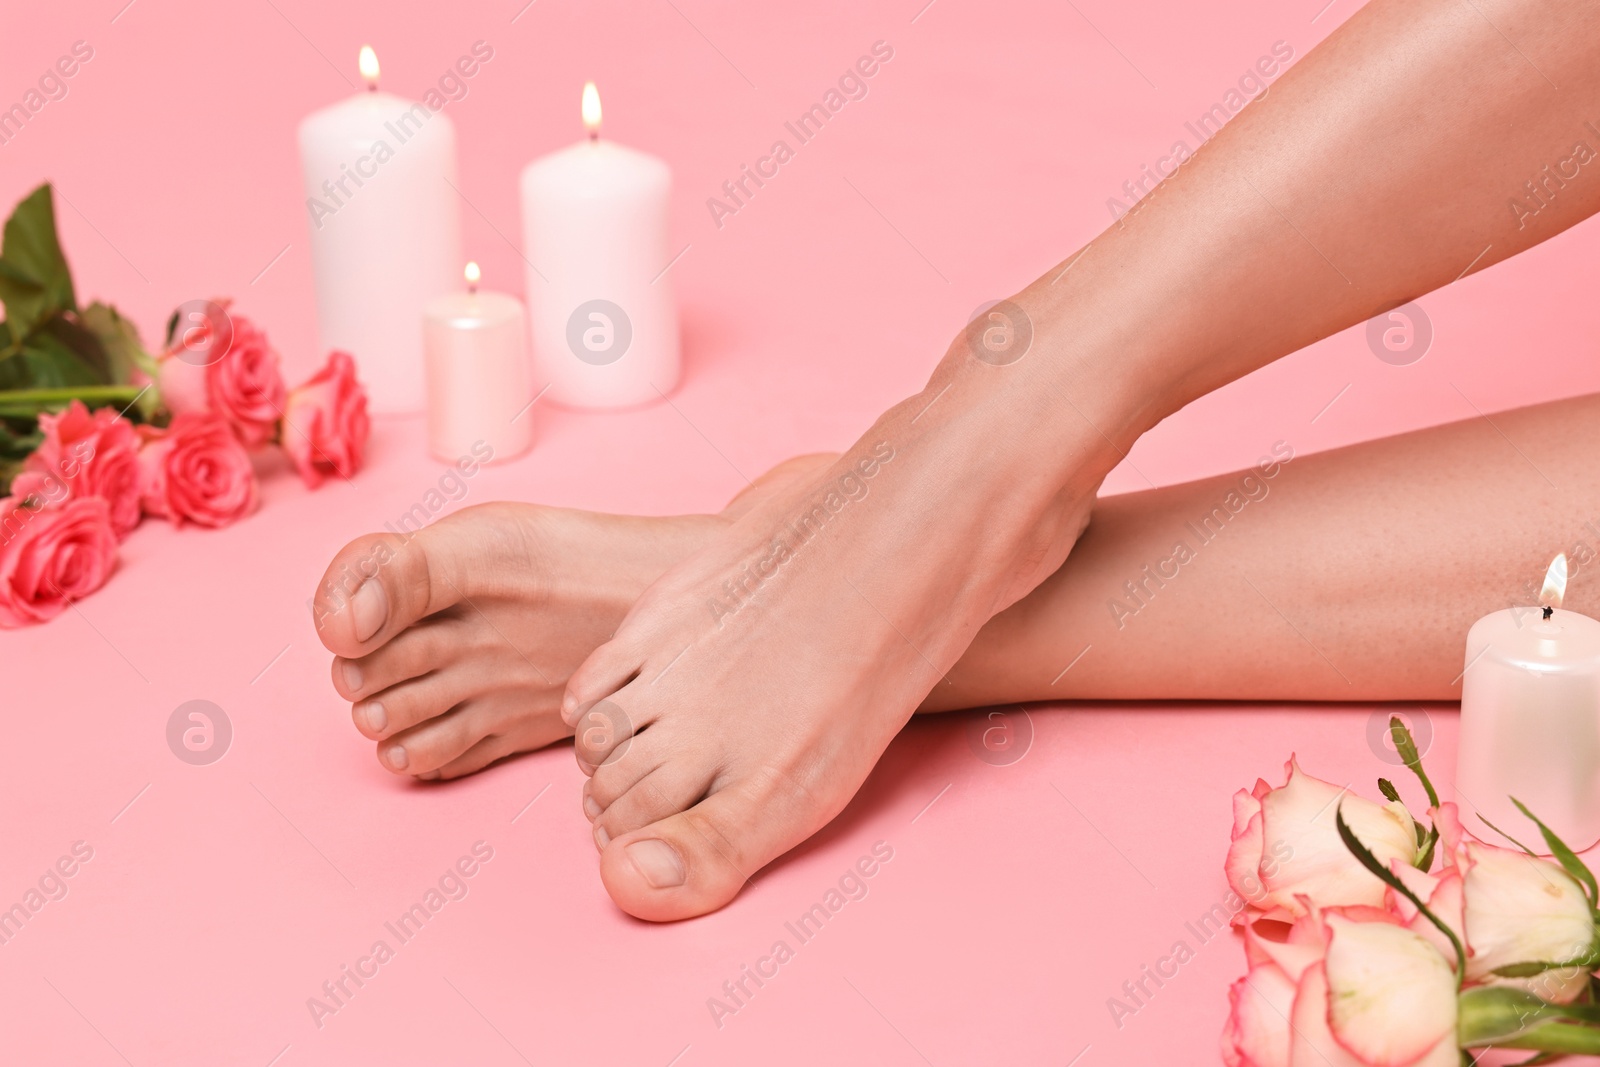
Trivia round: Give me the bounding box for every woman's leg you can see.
[931,391,1600,709]
[313,389,1597,782]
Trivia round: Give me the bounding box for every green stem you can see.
[0,384,145,405]
[1495,1022,1600,1054]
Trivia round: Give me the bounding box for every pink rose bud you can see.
[1224,756,1424,925]
[14,400,143,539]
[0,495,119,627]
[1223,907,1458,1067]
[1388,804,1598,1004]
[157,311,287,450]
[281,350,370,489]
[137,411,259,528]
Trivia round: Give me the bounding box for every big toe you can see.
[311,505,517,658]
[598,775,822,921]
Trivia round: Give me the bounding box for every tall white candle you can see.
[298,46,462,414]
[519,82,679,409]
[1456,554,1600,850]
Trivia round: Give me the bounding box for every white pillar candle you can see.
[298,46,462,414]
[519,82,679,409]
[1456,554,1600,850]
[422,263,534,464]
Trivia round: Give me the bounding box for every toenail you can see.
[627,839,685,888]
[342,660,362,692]
[352,580,388,642]
[594,825,610,850]
[583,794,601,820]
[365,702,387,732]
[386,746,408,770]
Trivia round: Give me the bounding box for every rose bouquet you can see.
[1222,719,1600,1065]
[0,183,371,626]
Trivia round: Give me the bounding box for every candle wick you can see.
[588,130,599,142]
[1544,605,1554,620]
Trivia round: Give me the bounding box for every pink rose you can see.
[158,311,286,449]
[0,495,119,628]
[1390,804,1596,1004]
[1225,756,1424,924]
[1223,742,1600,1062]
[12,400,142,539]
[137,412,259,528]
[1223,905,1459,1067]
[280,350,369,489]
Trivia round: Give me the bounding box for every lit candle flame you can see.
[1542,553,1568,609]
[359,45,380,90]
[464,261,480,292]
[582,81,602,139]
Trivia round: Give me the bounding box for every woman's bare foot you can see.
[563,352,1128,921]
[311,455,835,780]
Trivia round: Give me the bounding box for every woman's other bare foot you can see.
[311,455,835,780]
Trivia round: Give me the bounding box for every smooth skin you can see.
[312,390,1600,904]
[314,0,1600,920]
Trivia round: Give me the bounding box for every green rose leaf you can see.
[0,184,77,341]
[80,302,158,419]
[0,415,42,471]
[41,311,111,381]
[81,302,154,383]
[9,333,101,390]
[1512,797,1599,908]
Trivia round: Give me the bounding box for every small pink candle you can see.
[422,262,534,464]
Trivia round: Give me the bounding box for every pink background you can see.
[4,0,1599,1062]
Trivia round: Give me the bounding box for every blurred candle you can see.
[422,262,534,464]
[1456,554,1600,850]
[519,81,679,409]
[298,45,462,413]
